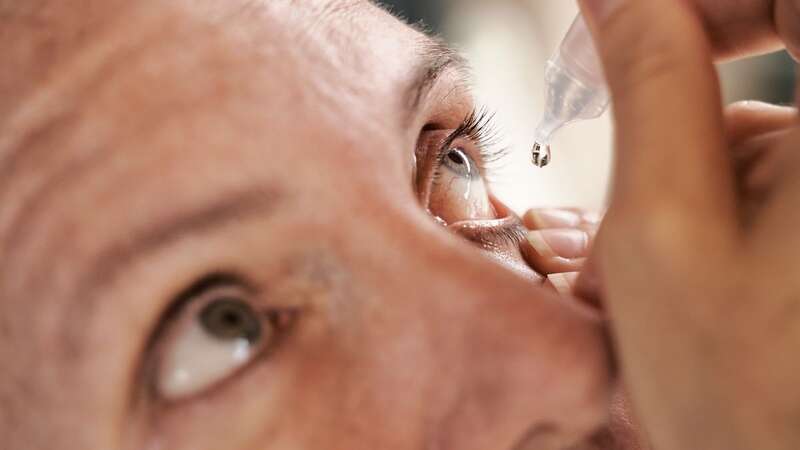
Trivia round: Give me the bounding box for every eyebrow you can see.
[402,36,470,125]
[62,187,282,350]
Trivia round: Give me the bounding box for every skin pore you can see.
[0,1,618,449]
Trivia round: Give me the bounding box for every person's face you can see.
[0,1,615,449]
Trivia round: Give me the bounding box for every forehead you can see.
[0,1,430,224]
[0,0,441,309]
[1,0,428,174]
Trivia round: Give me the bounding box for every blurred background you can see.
[381,0,797,212]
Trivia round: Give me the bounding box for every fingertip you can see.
[725,101,798,145]
[521,231,588,275]
[547,272,579,296]
[526,230,557,258]
[524,209,603,236]
[580,0,736,229]
[775,0,800,62]
[574,258,604,311]
[579,0,624,24]
[527,229,590,260]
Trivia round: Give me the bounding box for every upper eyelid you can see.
[441,108,497,150]
[158,273,254,328]
[432,109,508,177]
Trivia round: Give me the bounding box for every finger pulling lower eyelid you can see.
[547,272,579,296]
[581,211,602,224]
[527,229,589,259]
[524,209,582,229]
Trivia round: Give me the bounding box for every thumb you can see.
[576,2,742,449]
[579,0,737,234]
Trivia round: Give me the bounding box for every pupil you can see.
[447,149,465,165]
[200,298,261,342]
[221,310,242,328]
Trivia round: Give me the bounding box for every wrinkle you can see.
[0,13,202,271]
[59,187,282,358]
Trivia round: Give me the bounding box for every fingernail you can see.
[527,229,589,259]
[524,209,581,229]
[583,211,603,224]
[579,0,623,23]
[548,273,579,296]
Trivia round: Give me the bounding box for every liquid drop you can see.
[531,142,551,168]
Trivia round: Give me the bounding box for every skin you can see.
[5,0,792,448]
[577,0,800,449]
[0,1,615,449]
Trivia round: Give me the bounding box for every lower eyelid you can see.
[153,307,298,404]
[148,276,300,400]
[429,172,495,224]
[447,217,527,249]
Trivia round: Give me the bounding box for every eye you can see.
[199,298,262,342]
[428,146,494,224]
[443,148,473,177]
[416,109,504,225]
[154,279,291,401]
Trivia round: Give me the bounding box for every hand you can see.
[520,208,600,296]
[577,1,800,450]
[689,0,800,60]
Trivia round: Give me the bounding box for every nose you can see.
[367,214,614,450]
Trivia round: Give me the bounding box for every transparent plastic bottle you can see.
[531,14,609,167]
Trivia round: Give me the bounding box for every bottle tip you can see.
[531,142,551,168]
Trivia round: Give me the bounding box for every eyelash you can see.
[432,107,508,182]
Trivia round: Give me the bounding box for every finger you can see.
[523,208,602,230]
[733,129,798,226]
[742,131,794,192]
[725,101,798,146]
[521,228,593,275]
[724,128,797,225]
[722,103,798,208]
[690,0,800,61]
[778,0,800,61]
[544,272,580,297]
[574,253,603,310]
[578,3,741,445]
[733,129,792,183]
[580,0,737,238]
[523,209,583,230]
[527,228,593,259]
[750,127,800,266]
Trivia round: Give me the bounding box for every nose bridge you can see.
[369,218,611,446]
[375,211,581,353]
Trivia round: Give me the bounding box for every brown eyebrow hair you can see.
[402,36,470,126]
[59,187,283,354]
[81,186,280,294]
